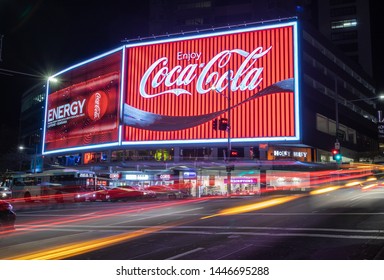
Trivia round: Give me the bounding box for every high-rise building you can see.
[149,0,373,77]
[318,0,372,76]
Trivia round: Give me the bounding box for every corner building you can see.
[40,19,378,196]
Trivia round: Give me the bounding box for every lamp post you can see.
[334,77,384,162]
[19,145,38,173]
[226,69,232,196]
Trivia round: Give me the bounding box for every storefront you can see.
[267,146,314,162]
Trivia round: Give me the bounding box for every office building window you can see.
[331,30,357,41]
[178,1,212,10]
[330,0,355,5]
[331,19,357,29]
[330,6,356,17]
[316,114,357,144]
[316,114,328,133]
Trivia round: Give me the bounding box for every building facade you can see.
[39,20,378,167]
[17,1,380,195]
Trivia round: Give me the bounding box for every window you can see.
[329,120,336,136]
[330,6,356,17]
[331,30,357,41]
[331,19,357,29]
[178,1,212,10]
[316,114,358,144]
[348,128,357,144]
[330,0,355,5]
[337,42,358,52]
[185,18,204,25]
[316,114,328,133]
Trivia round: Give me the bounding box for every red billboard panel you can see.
[43,49,122,154]
[122,21,299,145]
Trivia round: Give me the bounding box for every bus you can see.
[1,169,97,203]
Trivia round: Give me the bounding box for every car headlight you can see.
[1,193,6,197]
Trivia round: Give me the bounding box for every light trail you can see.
[7,197,215,235]
[309,186,341,195]
[201,195,304,219]
[4,182,350,259]
[9,223,180,260]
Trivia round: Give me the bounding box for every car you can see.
[0,186,12,200]
[88,186,111,202]
[0,200,16,231]
[95,186,145,202]
[146,185,184,199]
[140,187,157,199]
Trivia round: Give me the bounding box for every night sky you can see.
[0,0,149,149]
[0,0,383,151]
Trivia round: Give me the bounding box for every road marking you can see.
[16,224,384,234]
[109,207,204,226]
[217,244,253,259]
[166,247,204,260]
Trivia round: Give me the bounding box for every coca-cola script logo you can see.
[87,91,108,121]
[139,47,272,98]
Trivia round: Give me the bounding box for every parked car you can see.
[0,200,16,231]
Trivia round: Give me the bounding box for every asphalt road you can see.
[2,186,384,260]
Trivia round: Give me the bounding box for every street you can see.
[2,185,384,260]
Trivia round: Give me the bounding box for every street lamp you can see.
[348,95,384,102]
[19,145,38,173]
[334,77,384,162]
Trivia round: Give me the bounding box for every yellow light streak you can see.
[344,181,362,187]
[309,186,341,195]
[362,183,378,190]
[366,177,377,182]
[8,187,341,259]
[9,224,177,260]
[201,195,303,219]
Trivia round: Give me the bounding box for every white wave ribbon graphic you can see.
[123,78,294,131]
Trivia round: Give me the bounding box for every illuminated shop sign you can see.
[183,172,197,179]
[125,174,150,180]
[273,150,308,158]
[109,173,120,180]
[122,21,299,145]
[78,173,95,178]
[224,178,258,184]
[159,174,171,180]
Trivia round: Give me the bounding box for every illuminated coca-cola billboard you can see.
[43,21,299,154]
[43,49,122,154]
[122,21,299,145]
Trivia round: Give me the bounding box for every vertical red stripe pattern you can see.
[124,25,296,142]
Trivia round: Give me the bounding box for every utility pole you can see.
[226,69,232,196]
